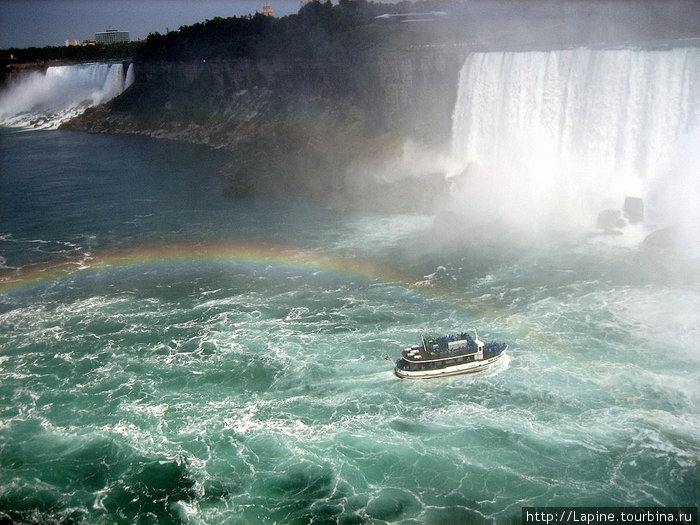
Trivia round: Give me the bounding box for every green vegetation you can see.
[133,0,440,61]
[4,0,698,66]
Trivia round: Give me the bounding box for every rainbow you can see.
[0,240,513,345]
[0,240,415,294]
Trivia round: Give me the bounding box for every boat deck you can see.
[401,344,480,362]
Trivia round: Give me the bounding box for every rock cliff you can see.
[64,45,467,208]
[67,45,467,144]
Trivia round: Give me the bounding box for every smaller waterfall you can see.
[0,62,134,130]
[125,63,135,89]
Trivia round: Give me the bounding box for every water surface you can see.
[1,129,698,524]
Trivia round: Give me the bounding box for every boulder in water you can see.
[623,197,644,223]
[597,209,626,232]
[642,227,677,251]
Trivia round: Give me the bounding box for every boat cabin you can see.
[399,332,487,371]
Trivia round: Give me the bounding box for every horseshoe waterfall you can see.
[449,46,700,253]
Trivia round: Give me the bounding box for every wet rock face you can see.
[60,49,467,208]
[64,45,468,149]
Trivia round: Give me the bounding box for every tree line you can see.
[2,0,456,65]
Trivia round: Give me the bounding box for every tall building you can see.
[95,29,130,45]
[261,2,274,17]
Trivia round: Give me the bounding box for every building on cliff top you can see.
[95,29,130,45]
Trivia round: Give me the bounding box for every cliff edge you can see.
[65,45,466,209]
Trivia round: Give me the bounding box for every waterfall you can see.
[125,63,135,90]
[449,46,700,248]
[0,62,133,130]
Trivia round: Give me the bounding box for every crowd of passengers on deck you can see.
[432,332,479,349]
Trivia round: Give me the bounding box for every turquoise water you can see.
[1,130,698,524]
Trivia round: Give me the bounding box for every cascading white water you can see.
[125,63,135,89]
[0,62,134,130]
[449,46,700,249]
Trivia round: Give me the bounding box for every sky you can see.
[0,0,303,48]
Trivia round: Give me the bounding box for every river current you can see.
[1,125,698,523]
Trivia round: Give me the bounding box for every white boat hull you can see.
[394,349,506,379]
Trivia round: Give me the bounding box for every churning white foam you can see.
[0,62,134,130]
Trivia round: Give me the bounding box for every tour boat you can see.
[394,330,507,379]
